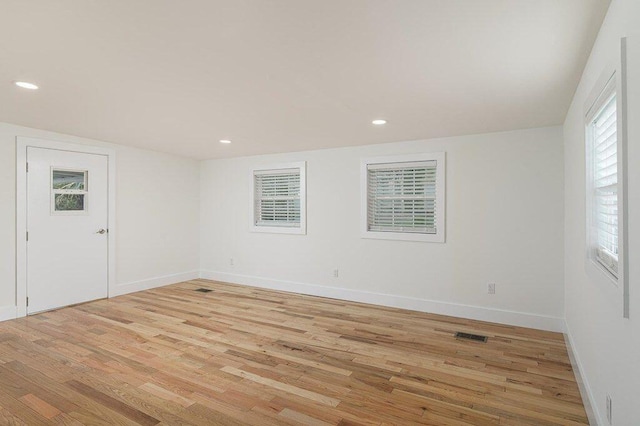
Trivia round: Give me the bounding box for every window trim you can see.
[250,161,306,235]
[50,167,89,215]
[361,152,445,243]
[586,75,618,280]
[584,68,626,289]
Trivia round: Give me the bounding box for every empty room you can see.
[0,0,638,425]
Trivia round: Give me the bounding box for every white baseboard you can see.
[2,270,566,332]
[199,270,566,333]
[565,324,601,426]
[110,270,200,297]
[0,305,17,322]
[0,271,199,323]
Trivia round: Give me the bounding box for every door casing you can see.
[16,137,116,318]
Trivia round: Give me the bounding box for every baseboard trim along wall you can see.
[564,324,601,426]
[0,271,200,323]
[0,305,17,322]
[200,270,566,333]
[110,270,200,297]
[1,271,565,333]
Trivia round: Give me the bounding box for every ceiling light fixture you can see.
[219,139,232,144]
[15,81,39,90]
[372,119,387,125]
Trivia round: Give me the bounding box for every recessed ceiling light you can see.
[15,81,39,90]
[372,119,387,125]
[219,139,232,144]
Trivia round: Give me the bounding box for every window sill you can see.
[251,225,306,235]
[589,257,619,287]
[361,230,444,243]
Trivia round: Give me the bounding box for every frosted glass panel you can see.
[53,170,86,190]
[54,194,85,211]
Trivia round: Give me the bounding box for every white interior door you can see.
[27,147,109,314]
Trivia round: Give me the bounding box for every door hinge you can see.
[26,231,29,242]
[26,297,29,307]
[26,162,29,172]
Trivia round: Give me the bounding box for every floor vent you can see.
[455,332,488,343]
[195,288,213,293]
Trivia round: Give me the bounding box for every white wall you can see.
[0,122,200,318]
[563,0,640,424]
[200,126,565,331]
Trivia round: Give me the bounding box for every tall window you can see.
[362,153,445,242]
[251,162,306,234]
[587,76,619,277]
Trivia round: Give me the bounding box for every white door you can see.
[27,147,109,314]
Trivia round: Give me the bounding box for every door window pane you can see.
[53,170,86,190]
[51,169,88,214]
[54,194,85,211]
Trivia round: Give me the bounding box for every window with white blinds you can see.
[252,162,306,234]
[362,153,445,242]
[587,77,619,277]
[367,161,436,233]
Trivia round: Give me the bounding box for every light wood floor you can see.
[0,280,587,425]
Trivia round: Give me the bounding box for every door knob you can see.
[96,229,108,234]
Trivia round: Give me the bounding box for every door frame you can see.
[16,136,116,317]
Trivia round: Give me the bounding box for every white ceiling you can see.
[1,1,610,159]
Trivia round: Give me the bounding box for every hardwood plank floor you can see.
[0,280,587,425]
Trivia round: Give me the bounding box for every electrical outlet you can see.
[229,258,234,266]
[333,268,339,278]
[606,394,612,424]
[488,283,496,294]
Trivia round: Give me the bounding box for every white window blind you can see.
[591,92,618,274]
[367,161,437,234]
[254,168,301,228]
